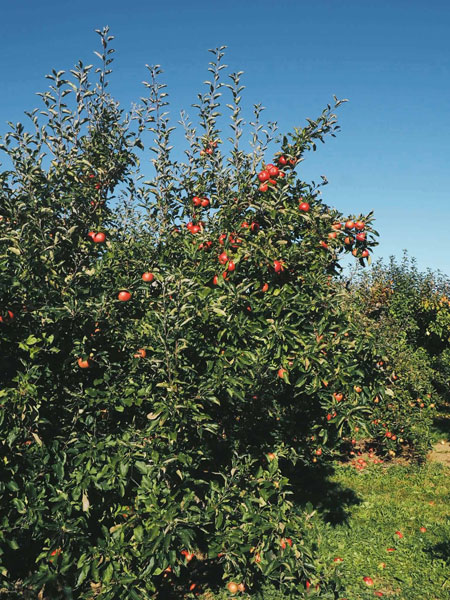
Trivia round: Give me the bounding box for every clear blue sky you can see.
[1,0,449,275]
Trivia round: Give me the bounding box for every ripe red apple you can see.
[201,198,210,207]
[87,231,96,240]
[134,348,146,358]
[361,249,369,258]
[93,232,106,243]
[118,291,131,302]
[227,261,236,272]
[328,232,337,239]
[190,225,200,234]
[273,260,284,273]
[192,196,202,207]
[277,155,287,165]
[278,368,287,378]
[213,275,219,285]
[218,252,228,265]
[345,220,355,229]
[261,283,269,292]
[258,170,270,182]
[267,165,279,177]
[299,202,310,212]
[142,272,154,282]
[363,576,373,586]
[259,183,268,192]
[355,220,365,230]
[356,232,366,242]
[420,526,427,533]
[77,358,90,369]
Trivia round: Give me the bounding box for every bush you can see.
[0,28,423,599]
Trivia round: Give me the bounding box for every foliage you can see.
[0,28,430,599]
[347,252,450,455]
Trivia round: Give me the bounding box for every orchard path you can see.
[428,440,450,466]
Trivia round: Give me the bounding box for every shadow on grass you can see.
[283,461,362,525]
[425,540,450,563]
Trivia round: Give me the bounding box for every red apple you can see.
[118,291,131,302]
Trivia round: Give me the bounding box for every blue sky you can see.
[1,0,449,275]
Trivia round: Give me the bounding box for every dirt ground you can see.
[428,440,450,466]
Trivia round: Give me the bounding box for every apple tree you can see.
[0,28,426,599]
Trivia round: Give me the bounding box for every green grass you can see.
[314,461,450,599]
[203,460,450,600]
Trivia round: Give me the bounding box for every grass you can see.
[201,459,450,600]
[314,460,450,599]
